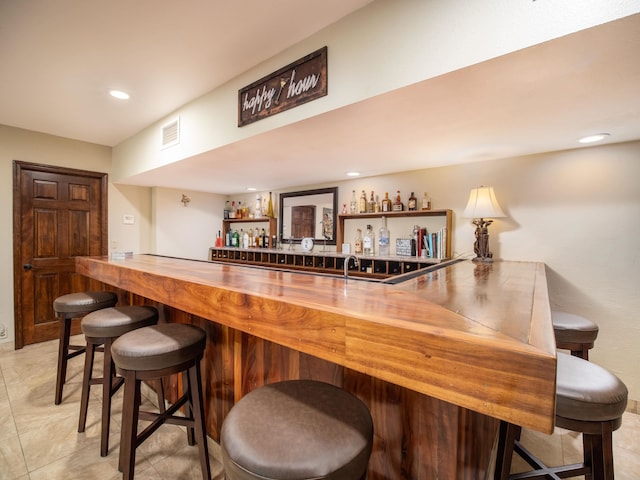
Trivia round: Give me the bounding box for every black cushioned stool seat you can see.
[494,352,628,480]
[112,323,210,480]
[221,380,374,480]
[552,310,599,360]
[53,291,118,405]
[78,305,159,457]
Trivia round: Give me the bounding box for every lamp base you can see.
[472,256,494,263]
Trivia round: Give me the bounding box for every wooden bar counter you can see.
[76,254,556,480]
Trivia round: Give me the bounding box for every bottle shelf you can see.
[336,209,453,259]
[222,217,277,247]
[207,247,447,280]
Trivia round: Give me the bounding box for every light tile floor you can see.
[1,336,639,479]
[0,335,224,480]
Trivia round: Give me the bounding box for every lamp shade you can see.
[463,186,505,219]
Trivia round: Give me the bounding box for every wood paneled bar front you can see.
[75,254,556,480]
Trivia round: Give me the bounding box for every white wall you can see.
[151,187,226,260]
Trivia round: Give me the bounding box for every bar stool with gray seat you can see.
[53,291,119,405]
[220,379,374,480]
[111,322,211,480]
[552,310,599,360]
[494,352,628,480]
[78,305,160,457]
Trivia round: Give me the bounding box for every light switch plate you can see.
[123,214,134,224]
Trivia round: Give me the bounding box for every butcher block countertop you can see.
[76,254,557,433]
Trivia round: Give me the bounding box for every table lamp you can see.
[463,186,505,262]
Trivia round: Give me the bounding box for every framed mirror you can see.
[279,187,338,245]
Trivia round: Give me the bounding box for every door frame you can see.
[12,160,109,349]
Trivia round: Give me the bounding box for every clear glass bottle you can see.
[367,190,376,213]
[378,216,390,256]
[350,190,358,214]
[359,190,367,213]
[421,192,431,210]
[354,228,363,254]
[408,191,417,211]
[254,194,262,218]
[363,224,375,256]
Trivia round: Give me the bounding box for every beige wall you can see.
[249,141,640,401]
[0,125,153,344]
[151,187,226,260]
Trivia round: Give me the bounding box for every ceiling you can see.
[2,3,639,194]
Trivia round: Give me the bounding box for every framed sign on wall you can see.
[238,46,328,127]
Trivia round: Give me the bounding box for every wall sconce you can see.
[181,194,191,207]
[463,186,505,263]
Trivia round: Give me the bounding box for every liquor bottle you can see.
[381,192,392,212]
[241,202,248,219]
[267,192,274,218]
[224,201,231,219]
[254,194,262,218]
[367,191,376,213]
[242,229,249,249]
[393,190,404,211]
[408,192,417,211]
[378,217,390,256]
[422,192,431,210]
[232,229,239,247]
[236,201,242,219]
[248,229,254,248]
[363,224,375,256]
[354,229,363,254]
[359,190,367,213]
[215,230,223,247]
[261,228,267,248]
[229,201,236,219]
[225,229,231,247]
[349,190,357,214]
[374,195,380,213]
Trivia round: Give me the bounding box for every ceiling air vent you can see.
[161,117,180,149]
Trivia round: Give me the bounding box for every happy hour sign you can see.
[238,47,327,127]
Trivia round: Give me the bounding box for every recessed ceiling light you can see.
[578,133,610,144]
[109,90,130,100]
[247,187,257,191]
[346,171,361,177]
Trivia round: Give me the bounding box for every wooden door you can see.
[291,205,315,239]
[13,161,108,348]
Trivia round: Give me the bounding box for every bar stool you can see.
[221,380,374,480]
[111,323,210,480]
[78,305,159,457]
[53,291,118,404]
[494,352,628,480]
[552,310,599,360]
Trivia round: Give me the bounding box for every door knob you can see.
[23,263,32,271]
